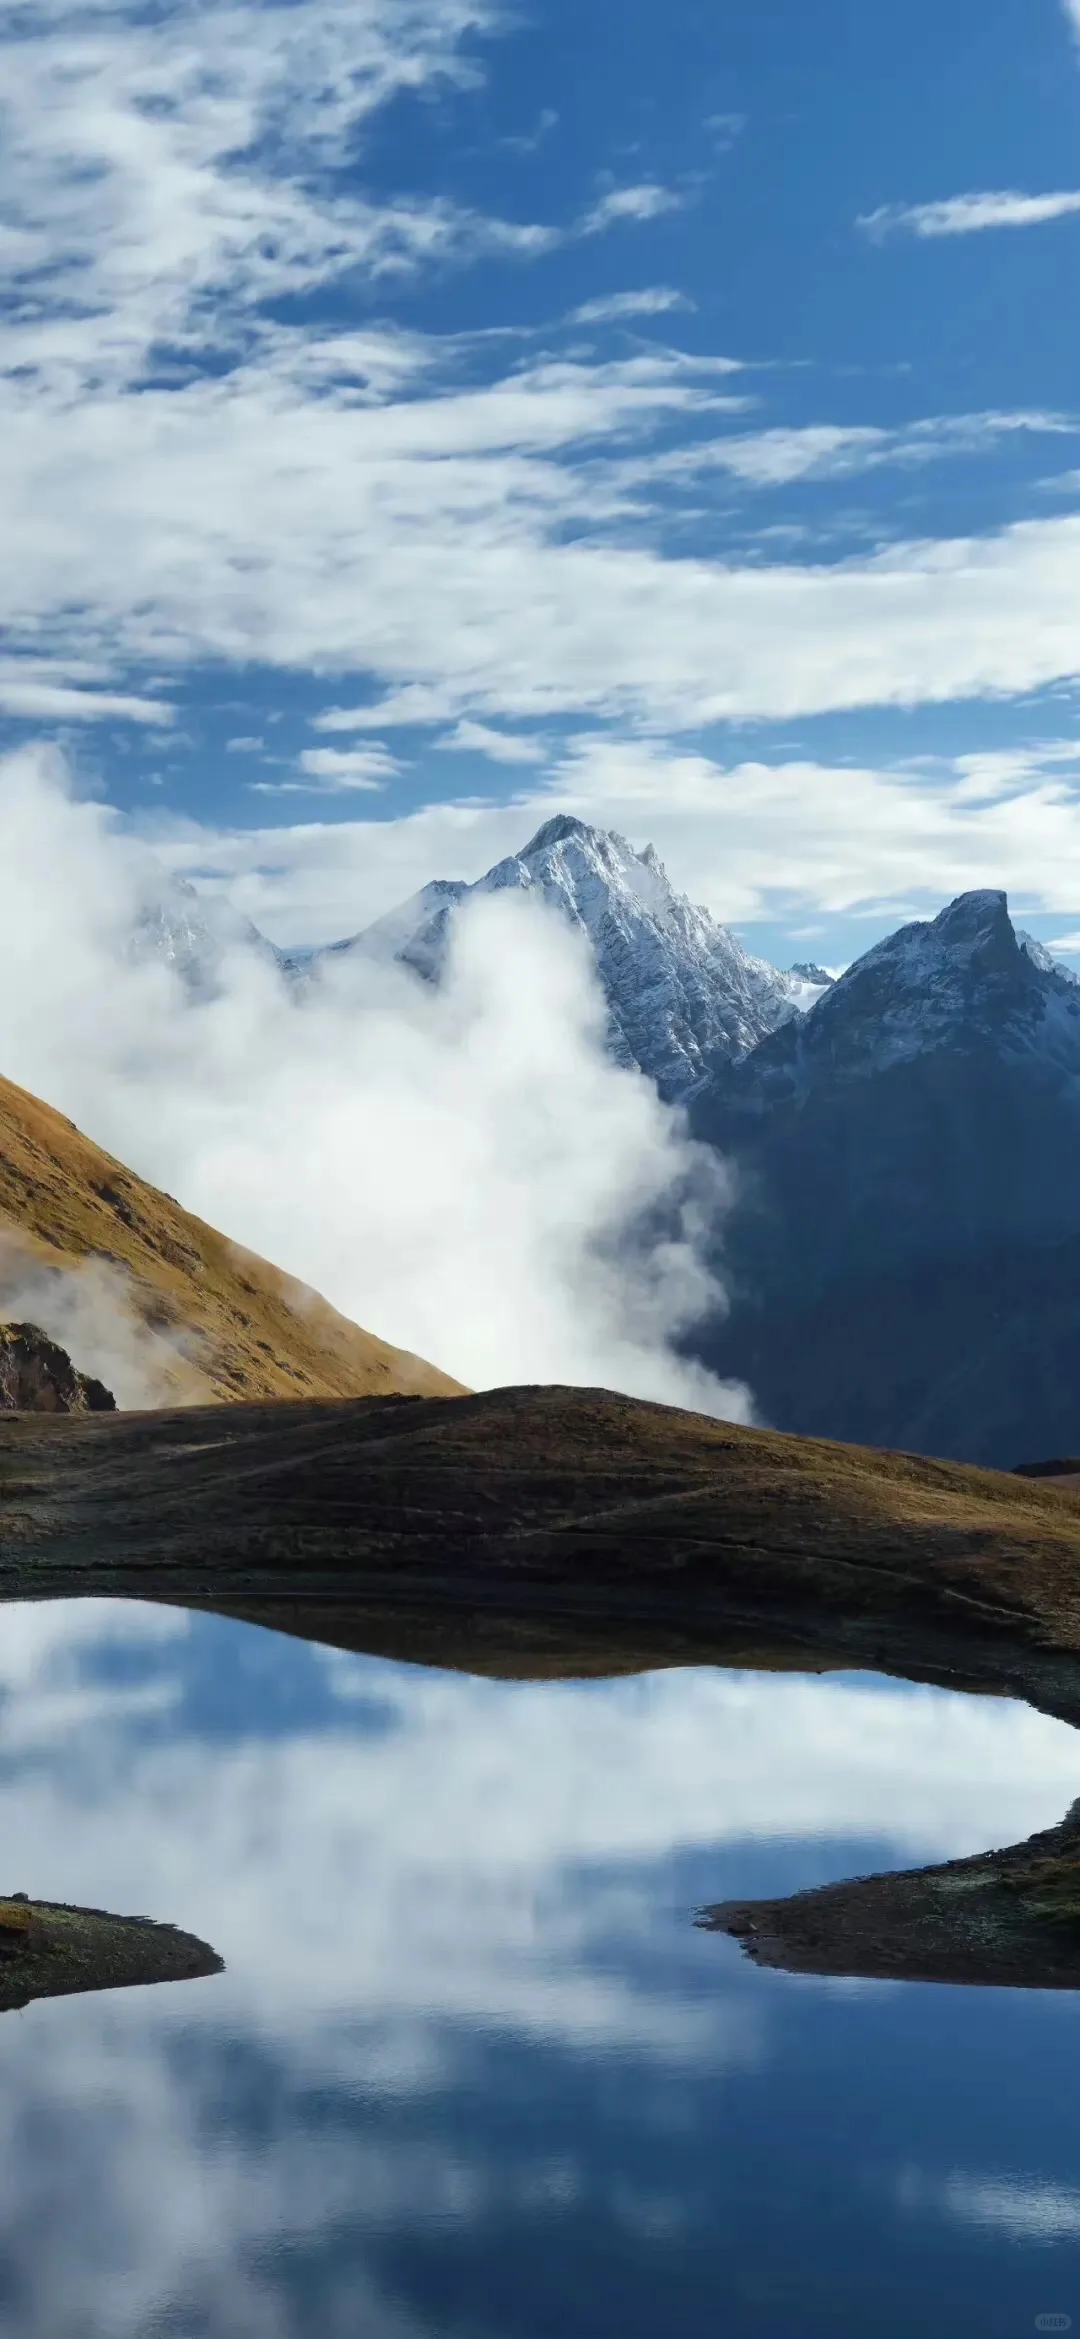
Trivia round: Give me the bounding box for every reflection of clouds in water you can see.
[0,1598,184,1748]
[1,1605,1079,2040]
[0,1610,1074,2031]
[898,2165,1080,2242]
[0,1595,185,1697]
[0,1601,1078,2335]
[0,2003,449,2338]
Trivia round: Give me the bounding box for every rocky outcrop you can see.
[701,1799,1080,1992]
[0,1322,116,1413]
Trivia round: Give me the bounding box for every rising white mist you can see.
[0,747,749,1414]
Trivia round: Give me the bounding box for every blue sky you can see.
[4,0,1080,961]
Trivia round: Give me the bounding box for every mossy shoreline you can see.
[0,1896,222,2011]
[700,1802,1080,1991]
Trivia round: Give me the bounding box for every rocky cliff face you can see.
[0,1323,116,1413]
[689,892,1080,1467]
[329,816,824,1095]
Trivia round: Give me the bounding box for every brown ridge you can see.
[0,1071,463,1404]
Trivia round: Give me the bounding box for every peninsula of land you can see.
[701,1798,1080,1992]
[0,1896,222,2012]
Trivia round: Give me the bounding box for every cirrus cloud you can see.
[860,188,1080,239]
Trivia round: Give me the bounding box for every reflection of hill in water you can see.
[5,1383,1080,1718]
[11,1382,1080,1996]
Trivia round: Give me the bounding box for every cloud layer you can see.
[3,0,1080,752]
[0,747,744,1411]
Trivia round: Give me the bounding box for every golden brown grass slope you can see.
[0,1071,463,1404]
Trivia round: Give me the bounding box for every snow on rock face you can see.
[117,829,818,1094]
[331,877,469,987]
[337,815,803,1095]
[716,889,1080,1102]
[132,875,284,997]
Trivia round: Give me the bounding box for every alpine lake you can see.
[2,1598,1080,2338]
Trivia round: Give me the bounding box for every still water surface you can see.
[1,1600,1080,2336]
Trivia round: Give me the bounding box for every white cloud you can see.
[5,317,1080,730]
[4,0,1080,758]
[637,411,1075,490]
[0,680,174,723]
[149,734,1080,949]
[0,746,746,1414]
[283,743,403,792]
[568,287,694,325]
[861,189,1080,238]
[543,733,1080,923]
[704,111,746,146]
[0,1232,202,1408]
[436,719,548,764]
[0,0,692,407]
[579,184,684,236]
[315,683,469,733]
[500,106,559,153]
[0,0,530,395]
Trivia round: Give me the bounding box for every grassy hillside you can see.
[4,1385,1080,1723]
[0,1071,463,1405]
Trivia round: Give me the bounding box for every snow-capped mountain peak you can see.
[335,816,811,1094]
[131,873,284,995]
[711,888,1080,1101]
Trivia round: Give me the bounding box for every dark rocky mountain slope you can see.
[690,890,1080,1466]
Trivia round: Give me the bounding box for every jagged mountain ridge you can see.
[689,888,1080,1467]
[718,889,1080,1104]
[326,816,827,1095]
[137,822,833,1095]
